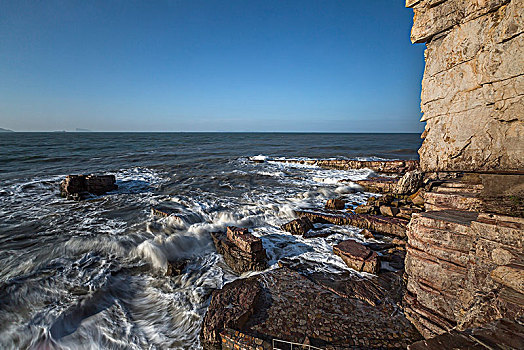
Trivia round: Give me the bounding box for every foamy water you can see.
[0,132,420,349]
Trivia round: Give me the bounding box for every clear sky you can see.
[0,0,425,132]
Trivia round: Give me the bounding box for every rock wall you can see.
[408,0,523,173]
[405,0,524,339]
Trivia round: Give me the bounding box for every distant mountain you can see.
[0,128,14,132]
[75,128,91,132]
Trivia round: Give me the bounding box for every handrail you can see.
[272,338,322,350]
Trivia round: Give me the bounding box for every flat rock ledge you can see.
[269,159,419,174]
[295,209,409,238]
[211,227,268,274]
[200,267,422,349]
[60,174,117,200]
[333,239,380,274]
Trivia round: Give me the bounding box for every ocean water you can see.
[0,132,421,349]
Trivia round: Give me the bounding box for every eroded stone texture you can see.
[404,210,524,338]
[203,267,422,349]
[408,0,524,173]
[280,217,314,235]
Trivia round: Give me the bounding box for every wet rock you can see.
[60,174,117,200]
[333,239,380,274]
[325,198,346,210]
[211,228,268,274]
[395,170,424,195]
[200,276,262,349]
[280,217,314,235]
[166,260,187,276]
[226,227,263,254]
[151,203,201,226]
[361,228,376,239]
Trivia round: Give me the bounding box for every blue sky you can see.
[0,1,425,132]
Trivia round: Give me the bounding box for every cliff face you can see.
[409,0,523,173]
[405,0,524,338]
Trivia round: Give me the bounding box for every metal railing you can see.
[272,338,322,350]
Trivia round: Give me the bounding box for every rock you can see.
[271,158,419,174]
[354,177,398,193]
[295,209,409,238]
[361,228,376,239]
[407,0,524,173]
[325,198,346,210]
[404,210,524,338]
[280,217,314,235]
[355,205,374,214]
[226,227,263,254]
[60,174,117,200]
[211,229,268,274]
[333,239,380,274]
[201,267,422,348]
[397,206,423,220]
[409,189,425,207]
[379,205,400,217]
[408,318,524,350]
[395,170,424,195]
[166,260,187,276]
[200,276,262,349]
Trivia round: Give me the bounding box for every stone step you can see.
[424,191,483,212]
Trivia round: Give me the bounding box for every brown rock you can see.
[354,177,398,193]
[361,229,376,239]
[325,198,346,210]
[271,158,419,174]
[200,276,262,349]
[280,217,314,235]
[355,205,374,214]
[226,226,263,254]
[409,189,425,207]
[60,174,117,200]
[379,206,400,217]
[211,231,268,274]
[333,239,380,274]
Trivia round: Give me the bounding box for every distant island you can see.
[75,128,91,132]
[0,128,14,132]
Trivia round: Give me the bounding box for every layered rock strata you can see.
[333,239,380,274]
[271,159,419,174]
[60,174,117,200]
[211,227,268,274]
[405,0,524,340]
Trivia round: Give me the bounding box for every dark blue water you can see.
[0,133,420,349]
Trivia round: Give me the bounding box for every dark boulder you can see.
[280,217,314,235]
[325,198,346,210]
[211,227,268,274]
[60,174,117,200]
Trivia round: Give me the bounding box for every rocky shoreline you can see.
[199,159,427,349]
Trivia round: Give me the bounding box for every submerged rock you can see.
[60,174,117,200]
[280,217,314,235]
[333,239,380,274]
[166,260,187,276]
[211,227,268,274]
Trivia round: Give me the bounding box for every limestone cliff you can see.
[405,0,524,339]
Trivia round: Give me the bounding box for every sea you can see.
[0,132,421,349]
